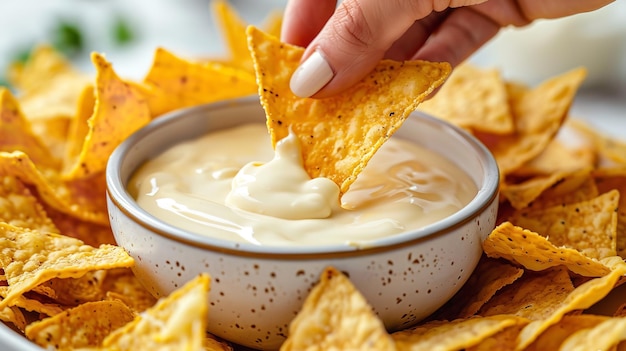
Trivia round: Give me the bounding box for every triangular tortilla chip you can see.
[247,25,451,193]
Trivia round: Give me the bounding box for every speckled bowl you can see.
[106,96,499,350]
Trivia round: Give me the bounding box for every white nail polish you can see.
[290,50,334,98]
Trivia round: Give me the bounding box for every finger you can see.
[289,0,433,98]
[519,0,615,20]
[281,0,337,47]
[413,8,500,67]
[384,11,449,61]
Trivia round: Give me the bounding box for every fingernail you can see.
[290,50,334,98]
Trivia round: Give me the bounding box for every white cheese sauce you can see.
[129,124,476,247]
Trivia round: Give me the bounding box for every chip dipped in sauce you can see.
[128,123,476,247]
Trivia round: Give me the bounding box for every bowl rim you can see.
[106,96,500,257]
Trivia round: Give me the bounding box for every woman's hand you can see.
[281,0,614,98]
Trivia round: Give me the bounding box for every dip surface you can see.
[129,124,477,247]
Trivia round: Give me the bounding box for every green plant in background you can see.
[52,20,84,58]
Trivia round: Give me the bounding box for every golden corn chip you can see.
[0,222,134,309]
[430,256,524,320]
[64,53,151,179]
[501,167,595,210]
[37,270,108,306]
[0,88,59,170]
[392,315,527,351]
[508,190,619,259]
[281,267,396,351]
[7,44,76,93]
[63,83,95,172]
[569,118,626,164]
[0,152,108,224]
[212,0,254,73]
[25,300,135,350]
[0,305,27,332]
[0,175,58,232]
[594,166,626,258]
[263,9,284,38]
[465,323,527,351]
[101,268,157,313]
[101,274,210,351]
[0,288,65,317]
[417,63,514,134]
[478,266,574,319]
[558,316,626,351]
[141,47,257,117]
[516,256,626,349]
[476,68,586,175]
[483,222,610,277]
[247,25,451,193]
[524,314,609,351]
[512,139,596,178]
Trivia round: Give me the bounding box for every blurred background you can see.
[0,0,624,133]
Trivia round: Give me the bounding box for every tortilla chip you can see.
[569,118,626,165]
[101,268,157,313]
[0,88,58,170]
[0,222,134,309]
[465,323,527,351]
[417,63,514,134]
[476,68,586,175]
[281,267,396,351]
[516,256,626,349]
[0,305,27,332]
[64,53,151,179]
[141,47,257,117]
[524,314,610,351]
[101,274,210,351]
[7,44,76,93]
[0,175,58,232]
[36,270,108,306]
[478,266,574,320]
[508,190,619,259]
[1,289,65,317]
[512,139,596,177]
[430,256,524,320]
[212,0,254,73]
[594,166,626,258]
[25,300,135,350]
[483,222,610,277]
[247,25,451,193]
[392,315,527,351]
[63,83,96,171]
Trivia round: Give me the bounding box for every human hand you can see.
[281,0,614,98]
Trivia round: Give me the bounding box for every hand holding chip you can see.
[282,0,614,98]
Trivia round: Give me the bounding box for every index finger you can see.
[281,0,337,47]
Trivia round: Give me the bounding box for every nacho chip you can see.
[36,270,108,305]
[483,222,610,277]
[0,88,58,170]
[594,166,626,258]
[508,190,619,259]
[0,305,27,332]
[516,256,626,349]
[0,288,65,317]
[141,47,257,117]
[512,138,596,177]
[569,118,626,165]
[281,267,396,351]
[524,314,610,351]
[430,256,524,320]
[25,300,135,350]
[0,222,134,309]
[392,315,527,351]
[7,44,76,93]
[557,316,626,351]
[0,175,58,232]
[417,63,514,134]
[465,322,527,351]
[101,274,210,351]
[247,25,451,193]
[64,53,151,179]
[212,0,254,73]
[478,266,574,320]
[101,268,157,313]
[476,68,586,176]
[63,83,96,171]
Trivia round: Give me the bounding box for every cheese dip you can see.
[129,124,476,247]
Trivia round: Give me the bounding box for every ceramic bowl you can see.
[106,96,500,350]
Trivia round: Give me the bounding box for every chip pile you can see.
[1,1,625,350]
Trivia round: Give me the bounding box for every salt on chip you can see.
[475,68,586,176]
[516,256,626,349]
[0,88,58,170]
[25,299,135,350]
[101,274,210,351]
[0,222,134,309]
[483,222,610,277]
[392,315,527,351]
[478,266,574,320]
[508,190,619,259]
[247,25,451,194]
[64,53,151,179]
[417,63,514,134]
[141,47,257,117]
[281,266,397,351]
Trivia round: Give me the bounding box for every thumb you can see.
[289,0,486,98]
